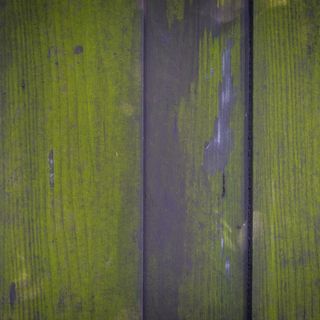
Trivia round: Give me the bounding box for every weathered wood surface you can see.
[4,0,320,319]
[0,1,142,319]
[253,1,320,319]
[144,1,248,319]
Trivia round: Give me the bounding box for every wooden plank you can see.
[253,1,320,319]
[0,1,142,319]
[144,1,248,318]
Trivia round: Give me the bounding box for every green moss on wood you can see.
[0,1,142,319]
[166,0,187,28]
[253,1,320,319]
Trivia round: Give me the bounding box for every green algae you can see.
[166,0,187,28]
[253,1,320,319]
[0,1,142,319]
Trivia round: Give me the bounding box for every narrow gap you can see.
[244,0,254,319]
[222,171,226,198]
[141,1,146,320]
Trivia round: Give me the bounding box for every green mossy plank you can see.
[144,1,247,318]
[253,1,320,319]
[0,1,142,319]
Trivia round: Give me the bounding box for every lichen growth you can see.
[0,1,142,319]
[166,0,186,28]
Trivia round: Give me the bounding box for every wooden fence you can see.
[0,0,319,319]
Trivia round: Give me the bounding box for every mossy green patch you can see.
[0,1,142,319]
[176,23,246,319]
[166,0,187,28]
[253,1,320,319]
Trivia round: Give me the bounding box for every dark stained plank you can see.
[144,1,248,318]
[253,1,320,319]
[0,1,143,319]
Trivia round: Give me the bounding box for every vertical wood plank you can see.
[0,1,143,319]
[144,1,248,318]
[253,1,320,319]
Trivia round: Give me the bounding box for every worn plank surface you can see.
[144,1,248,319]
[253,1,320,319]
[0,1,142,319]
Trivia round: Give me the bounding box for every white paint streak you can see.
[203,40,234,175]
[217,120,221,144]
[225,257,230,274]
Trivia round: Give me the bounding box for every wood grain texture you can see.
[144,1,247,319]
[0,1,142,319]
[253,1,320,319]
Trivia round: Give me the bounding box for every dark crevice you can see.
[222,171,226,198]
[142,1,146,320]
[244,0,254,319]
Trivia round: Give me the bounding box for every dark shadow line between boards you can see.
[244,0,254,319]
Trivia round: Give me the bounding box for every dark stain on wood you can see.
[48,149,54,189]
[47,46,58,59]
[9,282,16,307]
[73,45,83,55]
[144,1,195,318]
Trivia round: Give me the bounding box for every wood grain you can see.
[144,1,248,319]
[0,1,142,319]
[253,1,320,319]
